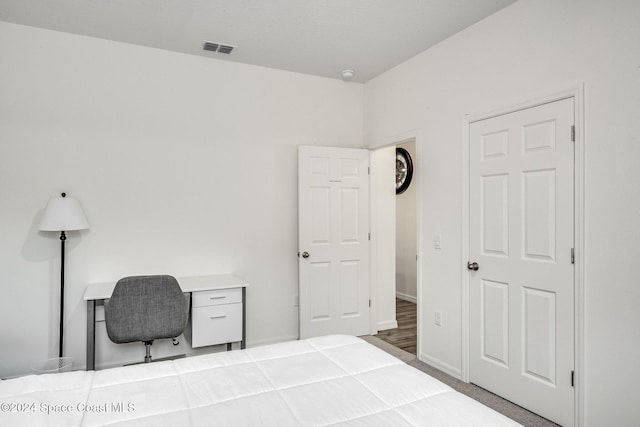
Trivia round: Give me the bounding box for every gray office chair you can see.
[104,275,190,363]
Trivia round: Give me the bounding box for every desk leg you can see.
[86,301,96,371]
[241,287,247,349]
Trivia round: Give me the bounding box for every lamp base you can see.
[32,357,72,374]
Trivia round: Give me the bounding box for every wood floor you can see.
[375,298,417,354]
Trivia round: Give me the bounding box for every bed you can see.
[1,335,520,426]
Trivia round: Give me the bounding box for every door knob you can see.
[467,261,479,271]
[302,251,310,259]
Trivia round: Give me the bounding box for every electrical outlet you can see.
[434,235,442,249]
[435,311,442,326]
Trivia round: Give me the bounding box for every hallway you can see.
[375,298,417,354]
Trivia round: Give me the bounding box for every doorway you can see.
[374,138,418,354]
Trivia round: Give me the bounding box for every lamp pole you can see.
[59,228,66,358]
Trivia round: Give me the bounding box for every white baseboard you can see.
[247,334,299,348]
[377,320,398,331]
[395,292,417,304]
[89,335,300,371]
[418,353,463,380]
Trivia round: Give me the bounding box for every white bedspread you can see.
[1,335,520,426]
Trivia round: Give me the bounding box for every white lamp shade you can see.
[39,195,90,231]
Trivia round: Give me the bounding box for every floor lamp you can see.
[39,192,89,358]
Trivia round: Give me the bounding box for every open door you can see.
[298,146,370,338]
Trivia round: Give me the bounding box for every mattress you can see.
[0,335,520,426]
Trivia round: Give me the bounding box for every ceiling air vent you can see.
[217,44,234,54]
[202,41,235,54]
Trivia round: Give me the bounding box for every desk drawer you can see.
[191,303,242,348]
[192,287,242,308]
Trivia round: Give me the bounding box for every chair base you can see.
[145,341,153,363]
[122,341,188,366]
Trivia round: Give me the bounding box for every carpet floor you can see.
[360,335,560,427]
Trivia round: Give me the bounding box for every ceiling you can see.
[0,0,517,83]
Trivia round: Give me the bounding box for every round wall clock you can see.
[396,147,413,195]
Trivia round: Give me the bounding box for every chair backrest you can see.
[104,275,190,344]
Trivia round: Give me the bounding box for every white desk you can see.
[84,274,249,371]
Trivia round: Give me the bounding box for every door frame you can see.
[460,85,585,425]
[369,129,423,355]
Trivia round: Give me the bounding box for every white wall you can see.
[395,139,417,302]
[364,0,640,425]
[0,21,363,377]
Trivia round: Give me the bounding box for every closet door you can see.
[468,98,575,426]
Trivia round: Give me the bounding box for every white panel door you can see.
[298,146,370,338]
[469,98,575,426]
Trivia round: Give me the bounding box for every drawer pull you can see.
[210,296,227,300]
[210,315,227,319]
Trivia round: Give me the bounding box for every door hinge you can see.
[369,299,371,308]
[571,125,575,142]
[368,232,371,241]
[571,370,575,387]
[368,166,370,175]
[571,248,575,264]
